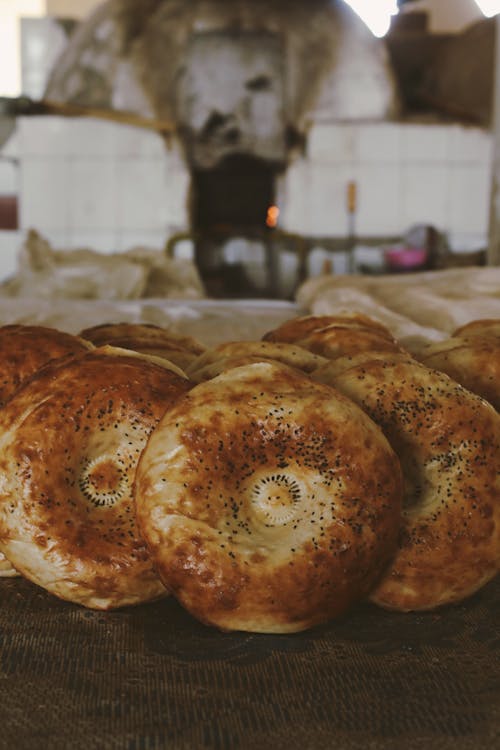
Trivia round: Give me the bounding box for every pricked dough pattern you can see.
[314,356,500,611]
[0,347,191,609]
[135,362,403,633]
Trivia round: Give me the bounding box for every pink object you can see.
[384,245,428,270]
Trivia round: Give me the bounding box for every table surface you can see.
[0,576,498,750]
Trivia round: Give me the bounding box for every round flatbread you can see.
[80,322,206,372]
[186,340,328,380]
[420,336,500,410]
[0,324,92,577]
[0,324,92,408]
[135,361,403,633]
[453,319,500,340]
[0,346,191,609]
[263,313,395,344]
[314,356,500,611]
[296,324,403,360]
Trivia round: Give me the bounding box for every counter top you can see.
[1,576,498,750]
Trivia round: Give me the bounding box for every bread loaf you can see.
[135,362,403,633]
[314,354,500,611]
[0,346,191,609]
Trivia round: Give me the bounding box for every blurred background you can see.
[0,0,499,298]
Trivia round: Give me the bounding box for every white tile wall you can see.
[278,158,313,234]
[18,117,72,157]
[356,123,402,163]
[0,159,18,194]
[112,124,168,159]
[355,163,401,235]
[282,161,358,236]
[448,164,491,235]
[16,117,190,253]
[305,163,356,236]
[285,120,492,243]
[163,164,190,229]
[400,124,449,162]
[447,232,488,253]
[18,117,170,160]
[64,119,120,158]
[399,163,449,229]
[13,116,493,260]
[447,125,493,164]
[307,123,357,164]
[68,159,117,231]
[115,159,169,231]
[19,158,70,232]
[0,231,22,280]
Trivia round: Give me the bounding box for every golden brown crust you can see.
[0,324,93,579]
[314,357,500,611]
[0,347,191,609]
[135,362,403,633]
[263,314,395,344]
[314,351,417,381]
[186,340,328,379]
[80,322,206,354]
[187,355,281,384]
[98,339,198,371]
[296,325,403,361]
[0,324,92,408]
[453,318,500,340]
[79,323,206,372]
[419,336,500,411]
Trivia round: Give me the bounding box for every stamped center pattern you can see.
[79,454,129,508]
[250,472,303,526]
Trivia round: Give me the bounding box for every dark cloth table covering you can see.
[0,576,498,750]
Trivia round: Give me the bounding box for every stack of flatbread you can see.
[0,310,497,635]
[295,266,500,354]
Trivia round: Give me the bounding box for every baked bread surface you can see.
[0,324,92,577]
[296,325,403,360]
[186,340,328,379]
[263,314,394,343]
[80,322,207,371]
[0,347,191,609]
[453,318,500,339]
[314,356,500,611]
[420,336,500,411]
[135,361,403,633]
[0,324,91,407]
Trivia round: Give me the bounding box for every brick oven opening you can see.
[190,155,280,297]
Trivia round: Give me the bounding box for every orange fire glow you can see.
[266,205,280,228]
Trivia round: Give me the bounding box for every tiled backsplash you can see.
[0,116,493,281]
[0,231,22,279]
[4,117,190,257]
[281,121,492,244]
